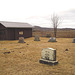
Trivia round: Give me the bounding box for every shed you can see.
[0,21,33,40]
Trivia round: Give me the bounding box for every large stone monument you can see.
[18,37,25,43]
[48,37,56,42]
[72,38,75,43]
[34,35,40,41]
[39,48,58,65]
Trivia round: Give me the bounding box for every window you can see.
[19,31,23,35]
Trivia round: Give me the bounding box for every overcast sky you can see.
[0,0,75,28]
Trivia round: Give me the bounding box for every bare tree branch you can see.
[51,13,61,37]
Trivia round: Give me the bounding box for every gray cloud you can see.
[61,9,75,21]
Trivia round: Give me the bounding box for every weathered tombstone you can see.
[41,35,45,37]
[18,37,25,43]
[48,37,56,42]
[72,38,75,43]
[46,34,51,38]
[39,48,58,65]
[34,35,40,41]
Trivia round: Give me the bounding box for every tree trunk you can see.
[54,28,57,37]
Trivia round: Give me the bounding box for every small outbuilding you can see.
[0,21,33,40]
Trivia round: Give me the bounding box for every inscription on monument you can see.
[41,48,56,61]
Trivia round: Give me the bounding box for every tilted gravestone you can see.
[18,37,25,43]
[72,38,75,43]
[48,37,56,42]
[39,48,58,65]
[34,35,40,41]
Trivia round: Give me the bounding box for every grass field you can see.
[0,37,75,75]
[33,30,75,38]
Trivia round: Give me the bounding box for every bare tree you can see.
[51,13,61,37]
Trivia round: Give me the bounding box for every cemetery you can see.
[0,1,75,75]
[0,37,75,75]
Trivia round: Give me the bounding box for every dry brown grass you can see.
[0,37,75,75]
[33,30,75,38]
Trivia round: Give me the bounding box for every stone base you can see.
[48,40,57,42]
[34,39,40,41]
[39,59,58,65]
[72,41,75,43]
[18,41,26,43]
[18,40,25,43]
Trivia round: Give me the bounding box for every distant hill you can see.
[32,26,75,38]
[33,26,53,31]
[33,26,75,32]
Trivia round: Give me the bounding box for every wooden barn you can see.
[0,21,33,40]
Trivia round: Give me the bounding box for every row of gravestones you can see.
[34,35,75,43]
[18,36,75,43]
[34,35,56,42]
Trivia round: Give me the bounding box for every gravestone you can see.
[46,34,51,38]
[39,48,58,65]
[34,35,40,41]
[41,35,45,37]
[72,38,75,43]
[48,37,56,42]
[18,37,25,43]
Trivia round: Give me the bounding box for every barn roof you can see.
[0,21,33,28]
